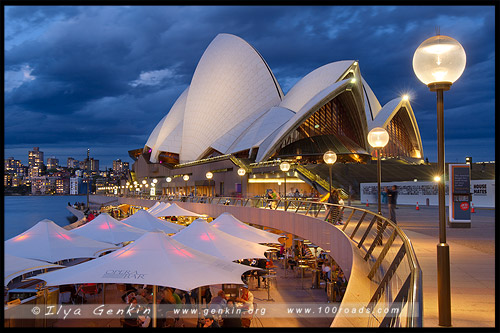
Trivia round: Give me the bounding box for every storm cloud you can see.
[4,5,495,166]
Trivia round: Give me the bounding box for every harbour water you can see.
[4,195,87,240]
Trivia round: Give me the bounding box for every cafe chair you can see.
[80,283,99,303]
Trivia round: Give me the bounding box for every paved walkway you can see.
[352,202,495,327]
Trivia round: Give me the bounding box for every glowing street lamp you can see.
[323,150,337,196]
[206,172,214,197]
[183,175,189,196]
[237,168,246,197]
[413,33,466,327]
[367,127,390,216]
[280,161,291,201]
[166,176,172,196]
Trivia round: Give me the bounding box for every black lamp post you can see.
[413,33,466,327]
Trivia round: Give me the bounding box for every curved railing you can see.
[115,194,423,327]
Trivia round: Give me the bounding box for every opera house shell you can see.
[143,33,423,166]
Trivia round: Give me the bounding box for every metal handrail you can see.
[104,193,422,327]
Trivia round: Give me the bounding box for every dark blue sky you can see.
[4,5,495,168]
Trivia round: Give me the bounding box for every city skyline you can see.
[4,5,495,166]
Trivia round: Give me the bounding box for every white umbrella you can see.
[147,202,170,215]
[5,219,119,263]
[151,203,203,218]
[148,201,162,212]
[35,230,254,290]
[70,213,147,245]
[172,219,271,261]
[210,212,282,244]
[4,254,64,286]
[121,209,184,234]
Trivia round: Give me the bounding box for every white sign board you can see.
[360,179,494,208]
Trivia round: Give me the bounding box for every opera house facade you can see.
[128,33,424,198]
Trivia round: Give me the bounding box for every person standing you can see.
[381,186,388,204]
[387,185,398,223]
[327,189,339,223]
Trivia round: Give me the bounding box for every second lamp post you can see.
[367,127,390,216]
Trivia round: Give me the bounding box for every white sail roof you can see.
[256,79,351,162]
[5,219,118,263]
[146,87,189,162]
[142,34,423,165]
[279,60,354,112]
[180,33,283,162]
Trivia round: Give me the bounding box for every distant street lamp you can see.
[280,161,291,201]
[183,175,189,196]
[367,127,390,216]
[206,172,214,197]
[237,168,246,197]
[166,177,172,196]
[413,33,466,327]
[323,151,337,196]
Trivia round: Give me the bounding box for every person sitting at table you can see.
[122,297,141,327]
[203,314,220,328]
[135,288,150,305]
[335,271,348,301]
[158,287,180,328]
[208,290,227,312]
[121,284,138,303]
[256,258,267,288]
[222,298,242,328]
[322,262,332,291]
[235,285,254,312]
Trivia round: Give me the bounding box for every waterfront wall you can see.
[360,179,495,208]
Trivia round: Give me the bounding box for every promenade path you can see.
[353,201,495,327]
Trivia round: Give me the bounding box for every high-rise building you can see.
[67,157,79,169]
[90,158,99,174]
[47,157,59,170]
[112,159,130,174]
[70,176,88,195]
[56,178,70,194]
[5,157,23,175]
[28,147,44,178]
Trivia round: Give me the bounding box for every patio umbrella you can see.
[151,203,203,218]
[172,219,271,261]
[121,209,184,234]
[148,201,162,211]
[35,229,253,290]
[147,202,168,215]
[70,213,147,245]
[210,212,282,244]
[35,229,256,327]
[5,219,119,263]
[4,254,64,287]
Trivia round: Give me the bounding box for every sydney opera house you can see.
[128,33,424,198]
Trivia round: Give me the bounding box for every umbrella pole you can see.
[198,287,202,326]
[153,285,157,328]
